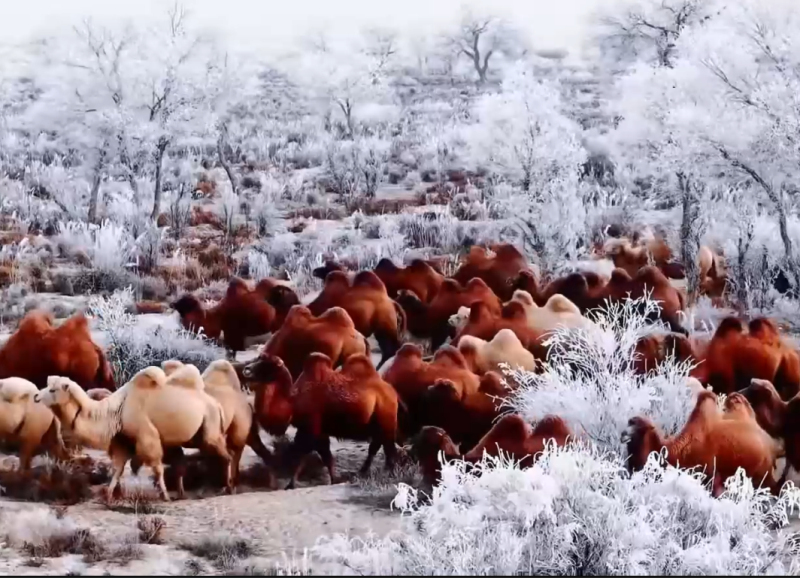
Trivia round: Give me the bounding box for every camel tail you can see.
[392,300,407,336]
[94,344,117,391]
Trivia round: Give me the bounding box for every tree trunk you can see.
[217,131,238,197]
[150,137,169,221]
[87,146,108,224]
[677,172,701,307]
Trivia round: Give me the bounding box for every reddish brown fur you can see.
[307,271,405,369]
[452,244,530,301]
[0,311,115,390]
[243,353,401,488]
[625,390,781,496]
[464,414,573,467]
[397,277,502,350]
[700,317,800,398]
[373,258,445,303]
[262,305,368,379]
[422,372,510,450]
[172,277,299,355]
[412,426,461,487]
[633,332,706,376]
[382,343,481,434]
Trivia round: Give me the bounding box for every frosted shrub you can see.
[247,250,272,281]
[506,296,696,455]
[315,446,800,575]
[57,220,136,273]
[88,288,223,384]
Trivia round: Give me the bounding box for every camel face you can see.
[36,376,74,406]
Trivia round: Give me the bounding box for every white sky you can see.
[4,0,611,58]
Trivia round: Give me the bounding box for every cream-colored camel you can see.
[457,329,537,376]
[35,365,231,501]
[161,359,274,487]
[510,290,595,332]
[0,377,67,471]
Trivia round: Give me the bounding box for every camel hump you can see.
[324,270,352,289]
[478,371,506,395]
[492,413,532,439]
[511,290,536,308]
[304,352,334,374]
[0,377,38,402]
[493,243,524,261]
[202,359,242,390]
[396,342,423,359]
[469,301,496,323]
[748,317,780,340]
[432,346,468,369]
[342,354,376,379]
[225,277,251,300]
[19,309,54,332]
[636,266,664,284]
[501,300,527,321]
[353,270,386,292]
[375,258,399,273]
[161,359,185,377]
[408,259,435,274]
[427,378,460,401]
[440,278,463,295]
[583,271,605,289]
[285,305,313,325]
[664,333,693,360]
[533,415,572,439]
[321,307,354,327]
[492,328,522,348]
[254,277,278,294]
[130,366,168,389]
[165,364,204,390]
[467,245,489,262]
[715,317,745,339]
[60,312,90,334]
[609,268,632,285]
[465,278,490,292]
[545,294,580,315]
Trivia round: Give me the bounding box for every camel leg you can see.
[201,434,233,495]
[150,461,170,502]
[316,437,337,484]
[383,440,398,471]
[710,474,725,498]
[375,330,400,371]
[246,423,276,489]
[359,439,382,476]
[42,419,69,463]
[285,432,314,490]
[230,445,245,488]
[106,442,130,501]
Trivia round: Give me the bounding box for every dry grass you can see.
[137,516,166,545]
[22,526,104,560]
[348,453,420,509]
[0,456,109,504]
[179,534,256,571]
[103,486,164,515]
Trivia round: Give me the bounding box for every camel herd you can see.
[0,226,798,503]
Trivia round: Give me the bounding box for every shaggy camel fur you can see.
[458,328,537,375]
[513,269,609,310]
[624,390,782,496]
[0,311,115,391]
[411,426,461,487]
[463,414,573,467]
[397,277,502,350]
[382,343,481,435]
[172,277,299,357]
[141,359,275,489]
[36,367,231,501]
[0,377,67,471]
[601,267,687,335]
[262,305,368,379]
[632,332,708,376]
[699,317,800,398]
[373,258,445,303]
[452,244,532,301]
[242,353,402,489]
[307,271,406,369]
[422,371,509,451]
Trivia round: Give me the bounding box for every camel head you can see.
[409,426,460,486]
[171,294,204,318]
[622,415,661,474]
[242,354,289,388]
[723,392,756,420]
[510,269,539,297]
[35,376,79,407]
[424,379,462,407]
[243,354,293,436]
[313,260,345,280]
[741,378,786,437]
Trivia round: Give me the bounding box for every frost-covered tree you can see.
[442,11,527,84]
[464,63,588,268]
[613,0,800,294]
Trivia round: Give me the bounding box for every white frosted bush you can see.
[314,446,800,575]
[505,296,696,455]
[57,220,136,273]
[88,288,223,384]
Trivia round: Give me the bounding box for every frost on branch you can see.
[88,288,223,384]
[315,446,800,575]
[506,296,696,455]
